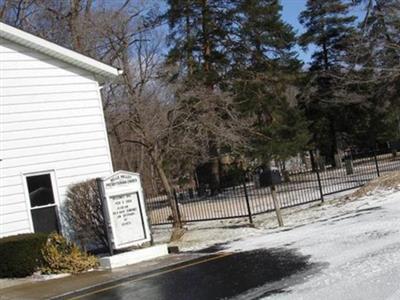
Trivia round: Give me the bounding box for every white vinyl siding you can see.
[0,38,113,237]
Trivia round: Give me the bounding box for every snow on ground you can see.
[223,189,400,300]
[148,155,400,225]
[153,180,400,299]
[152,188,378,251]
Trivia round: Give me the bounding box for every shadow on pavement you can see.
[77,248,322,300]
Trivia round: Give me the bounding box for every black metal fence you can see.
[145,149,400,226]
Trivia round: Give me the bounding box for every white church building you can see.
[0,22,121,238]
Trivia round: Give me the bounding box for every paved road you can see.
[68,248,315,300]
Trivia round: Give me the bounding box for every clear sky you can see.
[280,0,311,63]
[281,0,307,35]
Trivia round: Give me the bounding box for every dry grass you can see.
[351,171,400,198]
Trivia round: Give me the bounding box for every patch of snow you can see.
[31,272,71,281]
[154,188,400,299]
[152,188,360,251]
[0,272,71,290]
[221,190,400,300]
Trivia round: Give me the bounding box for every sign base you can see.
[99,244,169,269]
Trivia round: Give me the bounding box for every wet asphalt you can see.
[71,248,317,300]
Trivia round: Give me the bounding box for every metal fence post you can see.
[312,150,324,202]
[172,189,183,227]
[316,166,324,202]
[373,150,381,177]
[242,176,253,225]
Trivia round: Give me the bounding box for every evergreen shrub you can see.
[40,233,98,274]
[0,233,48,278]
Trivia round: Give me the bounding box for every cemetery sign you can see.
[97,171,151,250]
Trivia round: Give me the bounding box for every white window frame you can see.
[22,170,61,233]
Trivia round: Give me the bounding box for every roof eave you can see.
[0,22,122,81]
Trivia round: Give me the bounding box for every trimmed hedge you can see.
[0,233,49,278]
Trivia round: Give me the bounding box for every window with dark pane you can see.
[31,206,59,233]
[27,174,55,207]
[26,173,59,234]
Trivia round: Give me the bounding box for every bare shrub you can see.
[64,180,107,251]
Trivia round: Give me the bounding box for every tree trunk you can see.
[150,153,182,229]
[210,157,220,195]
[68,0,83,52]
[200,0,222,194]
[322,41,329,71]
[112,127,132,170]
[139,142,145,174]
[201,0,211,74]
[329,119,339,167]
[309,150,316,171]
[0,1,8,20]
[185,10,193,75]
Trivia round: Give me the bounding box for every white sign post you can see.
[97,171,151,253]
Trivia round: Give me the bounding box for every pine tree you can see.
[231,0,310,163]
[299,0,357,71]
[298,0,357,165]
[166,0,237,192]
[166,0,312,173]
[346,0,400,147]
[166,0,235,86]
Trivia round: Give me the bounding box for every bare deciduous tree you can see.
[0,0,251,235]
[63,180,107,250]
